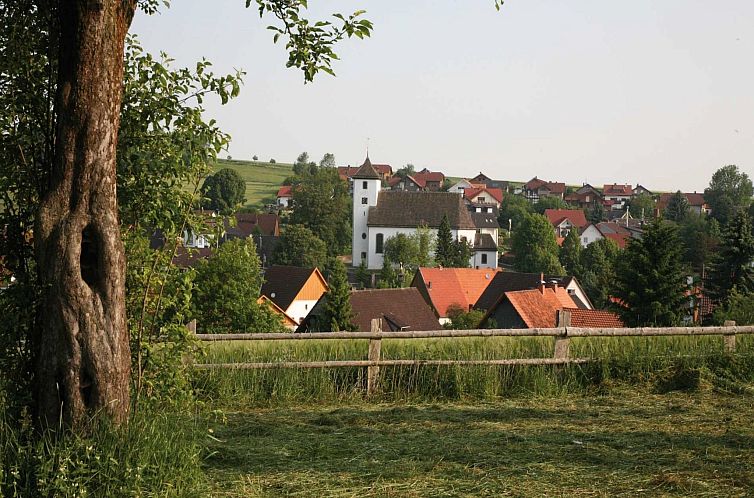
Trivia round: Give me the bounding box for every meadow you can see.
[210,159,293,209]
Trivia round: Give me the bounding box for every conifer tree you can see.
[706,211,754,305]
[435,214,454,267]
[664,191,689,222]
[559,228,583,276]
[612,220,689,326]
[321,259,357,331]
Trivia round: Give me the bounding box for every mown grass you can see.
[194,335,754,406]
[210,159,293,208]
[203,387,754,496]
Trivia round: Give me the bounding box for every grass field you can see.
[210,159,293,209]
[203,387,754,496]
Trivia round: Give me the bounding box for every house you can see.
[338,163,393,183]
[544,209,589,238]
[411,267,501,323]
[565,184,603,211]
[475,271,593,312]
[297,287,442,332]
[656,192,711,217]
[602,184,633,210]
[632,184,653,197]
[478,283,622,329]
[260,265,329,325]
[412,168,445,191]
[523,177,566,203]
[225,212,280,238]
[463,186,503,208]
[352,159,498,270]
[172,246,213,269]
[276,185,293,208]
[471,172,509,192]
[447,178,486,194]
[388,175,425,192]
[257,295,298,330]
[580,222,633,249]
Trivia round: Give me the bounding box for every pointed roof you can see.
[351,155,381,179]
[412,267,500,318]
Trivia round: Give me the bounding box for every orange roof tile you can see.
[504,289,560,328]
[463,187,504,203]
[567,308,624,328]
[416,267,500,317]
[544,209,588,230]
[277,185,292,197]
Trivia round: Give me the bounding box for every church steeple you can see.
[352,155,380,179]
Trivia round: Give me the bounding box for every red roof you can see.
[524,177,547,190]
[338,164,392,180]
[603,184,633,196]
[603,232,629,249]
[277,185,292,197]
[656,192,707,210]
[544,209,588,230]
[503,287,576,328]
[464,187,503,204]
[413,171,445,184]
[414,267,501,317]
[567,308,624,328]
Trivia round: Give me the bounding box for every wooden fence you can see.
[191,313,753,394]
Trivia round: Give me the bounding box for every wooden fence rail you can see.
[192,315,752,395]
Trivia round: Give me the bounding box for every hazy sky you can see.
[132,1,753,191]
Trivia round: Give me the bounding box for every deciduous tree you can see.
[201,168,246,213]
[705,165,753,226]
[512,213,564,275]
[272,224,328,270]
[663,191,689,222]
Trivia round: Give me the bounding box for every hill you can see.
[210,159,293,209]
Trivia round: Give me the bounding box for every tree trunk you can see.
[34,0,136,429]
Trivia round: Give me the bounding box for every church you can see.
[351,158,499,270]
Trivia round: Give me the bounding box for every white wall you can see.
[472,250,497,269]
[580,225,603,247]
[366,226,479,270]
[352,178,382,266]
[286,299,319,325]
[447,180,473,194]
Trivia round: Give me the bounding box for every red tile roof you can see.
[277,185,293,197]
[603,184,633,196]
[567,308,624,328]
[172,246,213,268]
[413,171,445,184]
[414,267,500,317]
[603,232,629,249]
[656,192,707,210]
[227,213,280,237]
[504,289,561,328]
[463,187,504,204]
[544,209,589,230]
[349,288,441,332]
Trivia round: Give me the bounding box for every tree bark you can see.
[34,0,136,429]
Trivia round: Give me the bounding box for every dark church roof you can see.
[473,233,498,251]
[351,156,381,179]
[368,191,476,229]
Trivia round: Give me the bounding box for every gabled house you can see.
[523,177,566,203]
[602,184,633,210]
[389,174,425,192]
[260,265,329,325]
[257,295,298,330]
[544,209,589,238]
[470,172,509,192]
[352,159,497,270]
[580,222,633,249]
[632,184,653,197]
[411,267,501,323]
[565,184,603,210]
[413,169,445,191]
[297,287,441,332]
[656,192,711,217]
[225,213,280,238]
[463,186,503,208]
[276,185,293,208]
[447,179,486,194]
[475,271,593,312]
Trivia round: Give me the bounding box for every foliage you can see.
[578,238,620,309]
[272,224,328,270]
[587,203,605,224]
[712,288,754,326]
[532,195,572,215]
[663,191,690,222]
[355,260,371,288]
[705,211,754,305]
[377,259,401,288]
[498,193,532,230]
[512,213,564,275]
[201,168,246,213]
[678,214,719,274]
[445,304,488,330]
[559,228,583,276]
[321,259,357,332]
[612,220,689,326]
[192,238,284,334]
[628,193,655,220]
[704,165,753,226]
[396,163,415,178]
[293,151,317,176]
[290,167,351,255]
[319,152,336,168]
[434,216,470,268]
[383,227,435,274]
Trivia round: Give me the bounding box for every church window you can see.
[361,197,368,204]
[376,233,384,254]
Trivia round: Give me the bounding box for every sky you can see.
[131,0,754,192]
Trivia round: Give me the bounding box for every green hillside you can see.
[210,159,293,209]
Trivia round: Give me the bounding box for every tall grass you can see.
[0,408,208,497]
[194,335,754,405]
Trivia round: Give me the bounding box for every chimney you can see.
[546,279,559,291]
[539,272,545,294]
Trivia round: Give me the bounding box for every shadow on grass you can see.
[203,396,754,495]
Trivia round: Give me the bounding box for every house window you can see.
[362,181,368,189]
[481,254,488,264]
[361,197,368,204]
[376,233,384,254]
[477,196,486,203]
[361,252,366,261]
[361,233,367,240]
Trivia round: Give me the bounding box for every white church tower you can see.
[351,156,382,267]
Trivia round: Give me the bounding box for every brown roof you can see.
[226,213,280,237]
[349,288,441,332]
[544,209,588,230]
[412,267,500,317]
[412,171,445,184]
[464,187,504,203]
[351,157,381,179]
[541,182,566,195]
[473,233,498,251]
[172,246,213,268]
[470,212,500,229]
[474,271,579,311]
[368,191,476,229]
[656,192,707,210]
[603,184,633,196]
[260,266,326,310]
[567,308,624,328]
[524,177,547,190]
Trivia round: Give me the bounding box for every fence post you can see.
[186,319,197,334]
[554,310,571,360]
[724,320,736,353]
[367,319,382,395]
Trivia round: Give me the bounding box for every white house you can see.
[447,178,483,194]
[351,158,498,270]
[276,185,293,208]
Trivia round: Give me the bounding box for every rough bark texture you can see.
[34,0,136,429]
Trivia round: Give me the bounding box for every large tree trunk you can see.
[34,0,136,429]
